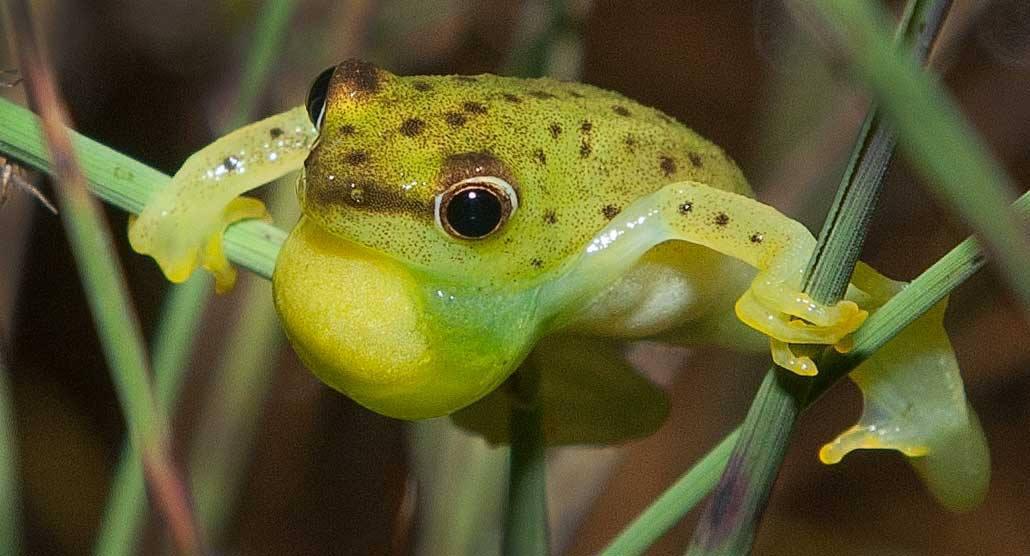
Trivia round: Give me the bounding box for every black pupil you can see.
[446,187,504,238]
[306,66,335,126]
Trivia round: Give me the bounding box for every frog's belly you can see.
[564,242,754,339]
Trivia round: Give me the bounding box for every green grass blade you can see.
[6,0,202,549]
[808,0,1030,313]
[95,2,297,552]
[503,366,550,556]
[600,431,738,556]
[605,186,1030,555]
[94,276,211,556]
[0,347,20,556]
[189,181,296,542]
[0,98,285,279]
[228,1,298,130]
[685,2,951,553]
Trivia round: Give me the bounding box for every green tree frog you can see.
[128,60,988,510]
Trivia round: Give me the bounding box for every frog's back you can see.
[308,62,752,282]
[435,74,752,267]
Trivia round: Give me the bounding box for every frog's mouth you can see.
[272,217,542,419]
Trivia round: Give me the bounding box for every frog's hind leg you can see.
[128,106,316,291]
[543,181,987,509]
[450,335,668,446]
[819,263,989,511]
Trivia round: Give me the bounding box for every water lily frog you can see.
[129,60,988,509]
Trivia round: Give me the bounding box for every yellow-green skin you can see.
[129,60,989,510]
[282,60,752,421]
[298,61,750,283]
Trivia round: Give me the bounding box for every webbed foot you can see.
[735,273,868,375]
[129,195,269,293]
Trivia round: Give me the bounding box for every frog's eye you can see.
[435,176,518,240]
[306,65,335,128]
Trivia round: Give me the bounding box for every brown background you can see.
[2,1,1028,554]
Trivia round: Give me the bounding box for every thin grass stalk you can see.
[808,0,1030,313]
[95,275,211,556]
[0,341,19,556]
[503,365,550,556]
[94,3,297,552]
[606,185,1030,556]
[4,1,203,553]
[189,181,297,541]
[0,97,284,278]
[686,2,952,553]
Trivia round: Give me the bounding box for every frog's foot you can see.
[769,339,817,376]
[735,275,868,375]
[128,196,268,293]
[819,297,989,511]
[202,197,269,292]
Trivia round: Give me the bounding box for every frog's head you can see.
[274,60,586,419]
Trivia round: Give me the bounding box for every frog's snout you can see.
[273,217,519,419]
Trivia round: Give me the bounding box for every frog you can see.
[128,59,988,510]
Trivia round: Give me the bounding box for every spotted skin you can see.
[301,62,748,284]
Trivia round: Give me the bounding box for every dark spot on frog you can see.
[445,112,467,127]
[624,135,637,152]
[345,151,369,165]
[400,118,425,137]
[533,149,547,165]
[689,152,703,168]
[437,151,516,195]
[549,123,562,139]
[308,178,430,218]
[660,156,677,177]
[412,80,432,91]
[339,124,356,136]
[602,204,621,219]
[612,105,631,116]
[530,258,544,268]
[750,232,764,244]
[679,201,693,214]
[463,101,488,114]
[529,90,557,100]
[502,93,522,104]
[714,212,730,227]
[269,127,284,139]
[543,210,557,225]
[580,141,592,158]
[222,156,240,172]
[335,58,381,97]
[580,121,593,133]
[454,75,478,83]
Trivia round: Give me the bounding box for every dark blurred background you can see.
[1,1,1029,554]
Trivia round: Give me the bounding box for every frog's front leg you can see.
[544,180,864,376]
[128,106,316,292]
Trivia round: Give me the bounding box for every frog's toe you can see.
[735,288,867,347]
[128,195,269,292]
[751,275,867,329]
[201,197,268,292]
[818,298,989,511]
[819,423,929,464]
[769,339,818,376]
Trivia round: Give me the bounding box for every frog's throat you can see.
[273,217,544,420]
